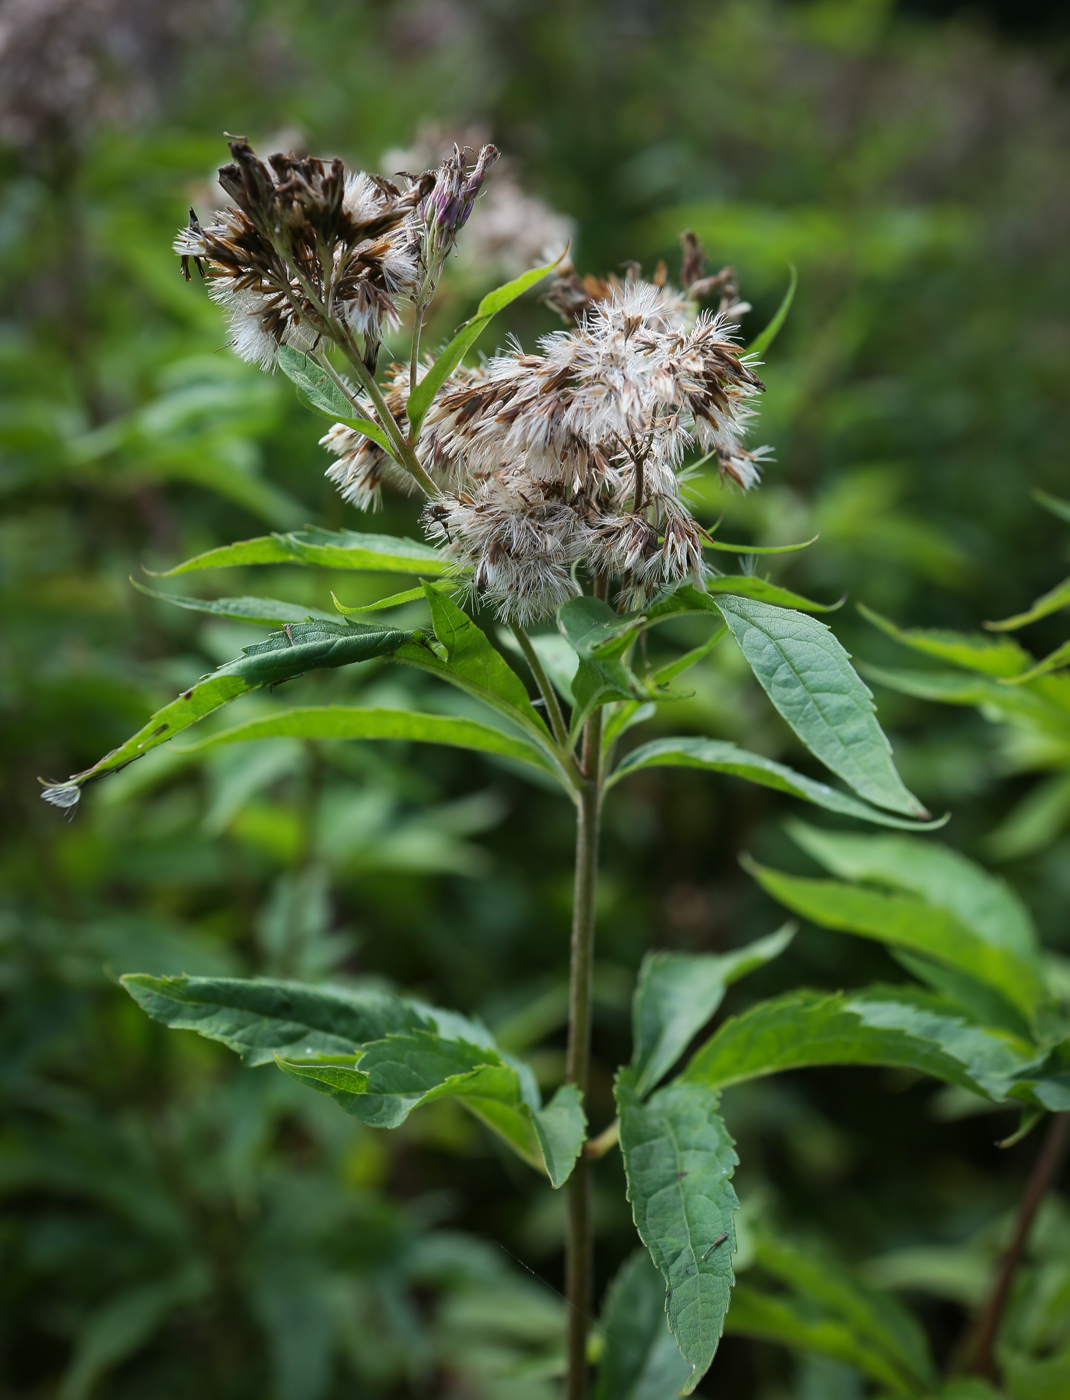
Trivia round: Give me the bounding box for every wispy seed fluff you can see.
[323,269,768,621]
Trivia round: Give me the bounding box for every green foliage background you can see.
[3,1,1069,1396]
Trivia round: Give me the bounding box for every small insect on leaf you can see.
[701,1233,729,1262]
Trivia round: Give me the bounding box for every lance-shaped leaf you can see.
[631,927,796,1097]
[746,264,797,358]
[746,1234,936,1393]
[396,588,570,779]
[785,822,1039,964]
[152,526,451,578]
[859,603,1031,679]
[133,580,338,627]
[608,737,947,830]
[617,1071,739,1396]
[42,618,412,800]
[176,705,563,781]
[120,974,430,1064]
[406,253,565,436]
[863,663,1070,737]
[594,1250,692,1400]
[715,597,926,816]
[278,1033,585,1186]
[985,576,1070,632]
[681,986,1042,1104]
[276,345,396,453]
[121,975,585,1185]
[745,858,1044,1017]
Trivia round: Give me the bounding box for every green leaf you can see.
[120,973,429,1065]
[746,264,797,358]
[133,579,338,627]
[747,1235,936,1392]
[785,821,1038,963]
[631,927,795,1097]
[617,1071,739,1396]
[557,596,653,737]
[1001,638,1070,684]
[276,345,396,453]
[406,253,565,435]
[530,1083,587,1189]
[122,974,584,1183]
[277,1030,585,1185]
[559,595,648,661]
[332,583,455,614]
[45,618,413,799]
[862,663,1070,738]
[703,533,819,556]
[985,576,1070,632]
[608,737,947,830]
[175,704,562,780]
[724,1285,922,1395]
[715,596,928,817]
[681,986,1040,1103]
[594,1251,692,1400]
[152,526,451,578]
[1034,488,1070,526]
[859,603,1031,678]
[643,580,840,624]
[745,858,1044,1016]
[395,586,564,759]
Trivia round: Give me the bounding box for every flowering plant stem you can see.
[564,578,609,1400]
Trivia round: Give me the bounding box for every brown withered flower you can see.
[175,137,431,371]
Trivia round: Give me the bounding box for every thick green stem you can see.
[564,667,604,1400]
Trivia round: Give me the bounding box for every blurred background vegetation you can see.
[3,0,1070,1396]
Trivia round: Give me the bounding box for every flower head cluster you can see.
[323,260,768,622]
[175,136,497,373]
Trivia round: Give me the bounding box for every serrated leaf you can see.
[608,737,947,829]
[557,596,652,736]
[175,704,563,781]
[985,576,1070,632]
[133,579,338,627]
[406,253,565,435]
[681,986,1040,1103]
[120,973,429,1065]
[122,975,584,1182]
[153,526,451,578]
[715,596,927,817]
[46,618,412,798]
[277,1030,585,1184]
[859,603,1031,678]
[745,859,1044,1016]
[746,264,796,358]
[276,345,396,453]
[594,1251,692,1400]
[631,928,796,1097]
[617,1071,739,1396]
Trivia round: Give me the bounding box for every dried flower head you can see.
[176,137,430,371]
